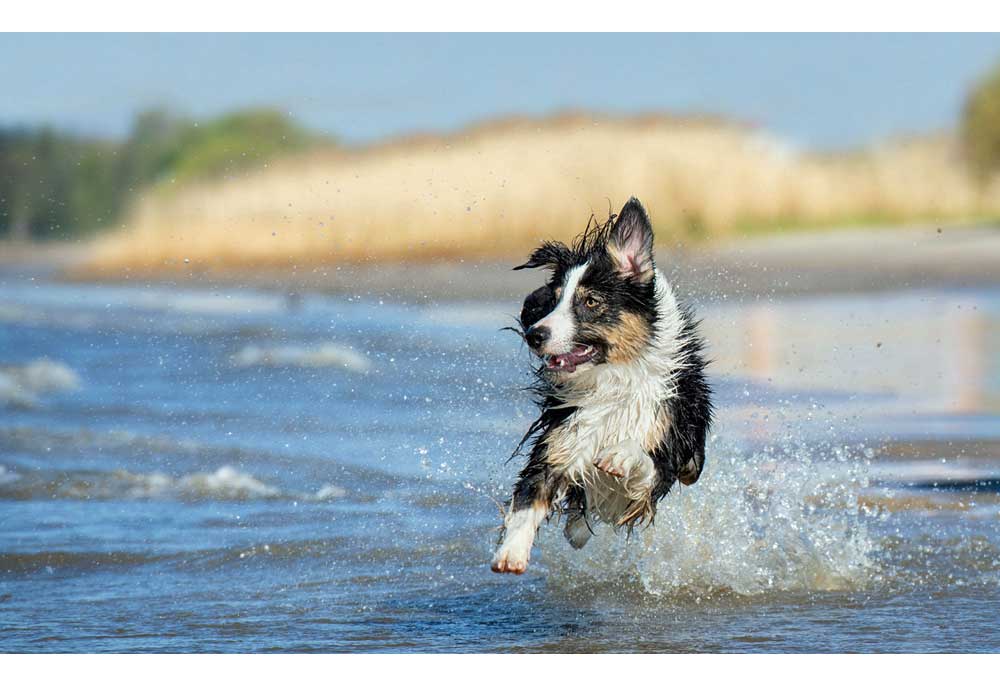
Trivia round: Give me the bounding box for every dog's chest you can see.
[544,373,667,480]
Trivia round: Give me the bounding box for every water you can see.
[2,274,1000,652]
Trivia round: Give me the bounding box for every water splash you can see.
[541,440,879,597]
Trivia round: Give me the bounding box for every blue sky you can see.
[2,33,998,149]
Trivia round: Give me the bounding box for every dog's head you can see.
[515,197,658,377]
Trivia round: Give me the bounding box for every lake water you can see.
[1,272,999,652]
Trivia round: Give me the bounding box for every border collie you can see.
[491,198,712,574]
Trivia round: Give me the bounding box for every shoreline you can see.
[4,223,1000,302]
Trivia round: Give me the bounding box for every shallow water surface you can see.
[1,275,999,652]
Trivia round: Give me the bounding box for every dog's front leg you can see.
[491,465,553,574]
[593,440,656,499]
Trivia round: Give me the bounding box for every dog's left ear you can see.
[513,241,571,271]
[609,197,655,283]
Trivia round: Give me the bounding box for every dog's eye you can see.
[584,296,600,308]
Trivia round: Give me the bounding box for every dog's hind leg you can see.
[562,486,592,549]
[563,512,592,549]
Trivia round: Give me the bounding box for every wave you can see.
[0,465,18,485]
[2,283,285,317]
[0,295,279,338]
[0,465,347,503]
[0,303,102,332]
[148,291,286,316]
[231,343,371,372]
[0,426,215,459]
[870,459,1000,490]
[0,550,170,575]
[0,358,80,408]
[540,441,878,598]
[0,536,481,577]
[0,425,403,490]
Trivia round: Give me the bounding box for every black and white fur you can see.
[492,198,712,574]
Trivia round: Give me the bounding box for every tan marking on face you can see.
[602,312,653,364]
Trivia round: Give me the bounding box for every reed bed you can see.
[82,114,1000,274]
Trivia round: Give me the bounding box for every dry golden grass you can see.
[82,113,1000,274]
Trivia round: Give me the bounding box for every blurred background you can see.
[2,33,1000,653]
[3,33,1000,266]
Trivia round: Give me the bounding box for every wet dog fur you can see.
[492,198,712,574]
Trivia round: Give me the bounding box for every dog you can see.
[491,197,712,574]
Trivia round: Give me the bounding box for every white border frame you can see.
[3,1,1000,31]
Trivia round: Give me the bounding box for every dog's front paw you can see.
[491,545,528,574]
[593,452,626,477]
[593,440,645,478]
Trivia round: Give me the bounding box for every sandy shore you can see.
[4,223,1000,302]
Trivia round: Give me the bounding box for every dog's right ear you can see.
[513,241,571,271]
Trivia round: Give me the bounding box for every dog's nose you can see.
[525,325,550,350]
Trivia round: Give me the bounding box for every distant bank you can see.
[5,223,996,302]
[68,113,1000,278]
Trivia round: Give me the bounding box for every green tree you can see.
[0,128,78,240]
[157,108,316,183]
[0,107,327,240]
[962,61,1000,178]
[116,109,190,191]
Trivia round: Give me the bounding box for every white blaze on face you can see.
[534,261,588,355]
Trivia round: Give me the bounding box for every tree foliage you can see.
[0,108,324,240]
[962,61,1000,178]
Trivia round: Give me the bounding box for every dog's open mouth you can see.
[544,344,596,373]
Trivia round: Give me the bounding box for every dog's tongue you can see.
[548,354,578,373]
[546,345,590,373]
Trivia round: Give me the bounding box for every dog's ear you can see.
[609,197,655,283]
[513,241,571,271]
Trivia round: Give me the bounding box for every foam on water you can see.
[0,358,81,408]
[173,466,280,499]
[540,440,879,597]
[232,343,371,372]
[0,465,18,485]
[314,483,348,499]
[0,465,347,503]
